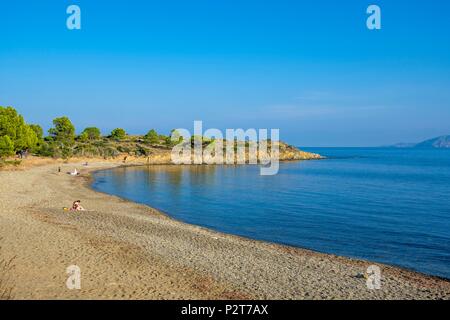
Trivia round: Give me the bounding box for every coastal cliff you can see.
[70,137,323,165]
[278,142,322,161]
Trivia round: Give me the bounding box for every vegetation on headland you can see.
[0,106,322,164]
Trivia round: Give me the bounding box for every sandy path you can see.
[0,162,449,299]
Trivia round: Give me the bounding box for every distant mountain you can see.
[388,142,416,148]
[414,135,450,148]
[388,135,450,149]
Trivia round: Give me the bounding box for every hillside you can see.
[414,135,450,148]
[389,135,450,149]
[71,136,323,163]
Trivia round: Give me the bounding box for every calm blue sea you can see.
[92,148,450,279]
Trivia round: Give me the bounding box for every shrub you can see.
[135,145,151,156]
[110,128,126,140]
[81,127,101,140]
[101,147,120,158]
[144,129,159,144]
[117,145,131,153]
[77,132,89,142]
[36,141,57,157]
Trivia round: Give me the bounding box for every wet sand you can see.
[0,161,449,299]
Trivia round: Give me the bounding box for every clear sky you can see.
[1,0,449,146]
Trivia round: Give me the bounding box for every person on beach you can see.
[67,200,85,211]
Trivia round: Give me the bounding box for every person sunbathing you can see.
[70,200,85,211]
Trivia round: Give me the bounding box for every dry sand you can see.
[0,160,449,300]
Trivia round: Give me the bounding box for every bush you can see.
[110,128,126,140]
[144,129,159,144]
[135,145,151,156]
[117,145,131,153]
[73,144,97,157]
[101,147,120,158]
[81,127,101,140]
[77,132,89,142]
[35,141,57,157]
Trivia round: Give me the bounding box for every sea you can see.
[92,148,450,279]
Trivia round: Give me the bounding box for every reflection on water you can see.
[92,149,450,279]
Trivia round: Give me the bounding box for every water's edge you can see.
[88,163,450,282]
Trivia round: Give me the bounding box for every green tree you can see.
[0,106,20,139]
[48,117,75,144]
[28,124,44,152]
[36,141,57,158]
[0,135,14,158]
[144,129,159,144]
[81,127,101,140]
[0,106,38,152]
[15,125,38,151]
[48,116,76,158]
[110,128,126,140]
[29,124,44,141]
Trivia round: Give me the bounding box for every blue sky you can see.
[1,0,449,146]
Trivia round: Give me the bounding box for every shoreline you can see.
[1,160,449,299]
[88,164,450,283]
[89,164,449,282]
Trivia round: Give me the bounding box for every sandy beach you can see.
[0,160,449,300]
